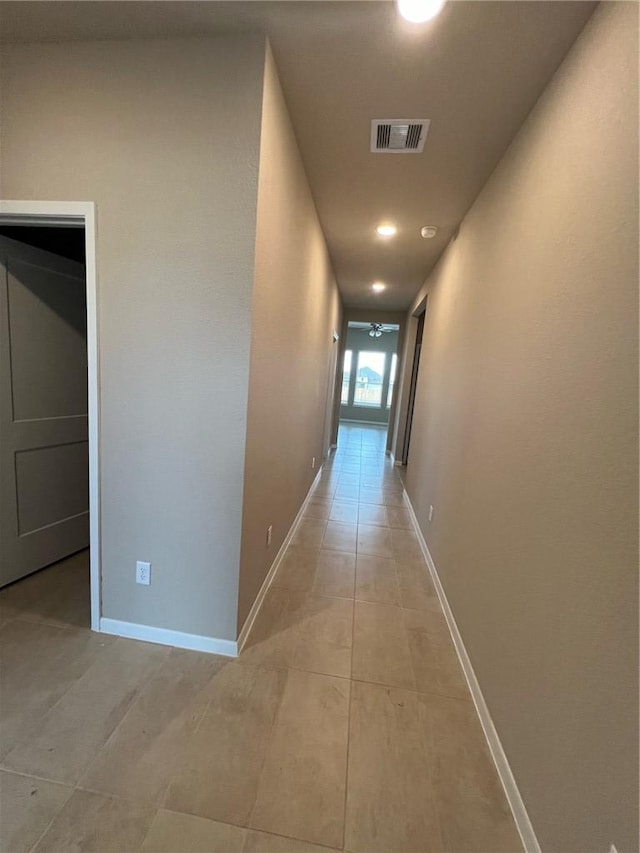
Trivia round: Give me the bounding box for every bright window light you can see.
[397,0,445,24]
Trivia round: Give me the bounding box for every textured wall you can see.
[404,4,638,850]
[1,36,266,641]
[237,45,341,631]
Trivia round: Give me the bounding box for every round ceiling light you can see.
[421,225,438,239]
[376,223,397,238]
[371,282,386,292]
[397,0,446,24]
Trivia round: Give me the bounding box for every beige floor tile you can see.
[140,809,246,852]
[329,500,359,524]
[239,587,306,670]
[355,554,400,606]
[243,829,340,852]
[311,485,335,501]
[291,518,326,548]
[303,500,332,521]
[357,503,388,527]
[0,551,90,629]
[359,476,387,490]
[250,670,350,849]
[358,488,385,506]
[383,491,408,508]
[386,506,413,529]
[352,601,414,690]
[0,620,115,760]
[33,789,155,853]
[403,609,470,700]
[418,693,523,852]
[79,648,227,804]
[3,638,167,784]
[333,484,359,501]
[395,560,441,612]
[390,528,424,560]
[292,595,353,678]
[322,521,357,553]
[356,524,393,559]
[337,472,360,486]
[312,550,356,599]
[272,546,319,591]
[0,770,72,853]
[164,662,287,826]
[345,680,442,853]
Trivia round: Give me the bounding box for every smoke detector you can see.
[421,226,438,239]
[371,119,430,153]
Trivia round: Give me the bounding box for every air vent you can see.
[371,119,430,154]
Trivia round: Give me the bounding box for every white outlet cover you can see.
[136,560,151,585]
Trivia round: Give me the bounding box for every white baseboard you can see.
[389,451,404,467]
[99,617,238,657]
[237,466,323,652]
[402,489,541,853]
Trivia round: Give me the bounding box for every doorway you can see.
[401,310,425,465]
[0,201,100,629]
[339,321,400,435]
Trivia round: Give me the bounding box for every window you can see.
[354,351,386,408]
[386,353,398,408]
[341,350,352,404]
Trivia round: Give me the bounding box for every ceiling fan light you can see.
[397,0,446,24]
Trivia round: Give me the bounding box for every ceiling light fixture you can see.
[421,225,438,239]
[376,224,397,238]
[371,282,386,292]
[397,0,446,24]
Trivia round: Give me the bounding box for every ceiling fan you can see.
[363,322,393,338]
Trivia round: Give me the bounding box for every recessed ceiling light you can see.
[372,282,386,292]
[397,0,446,24]
[421,225,438,239]
[376,224,397,238]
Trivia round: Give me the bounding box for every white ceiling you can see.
[0,1,596,309]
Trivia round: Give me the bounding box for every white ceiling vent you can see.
[371,119,430,154]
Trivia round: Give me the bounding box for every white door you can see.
[0,235,89,587]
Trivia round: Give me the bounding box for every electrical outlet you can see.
[136,560,151,586]
[266,525,273,547]
[428,505,434,522]
[312,456,316,469]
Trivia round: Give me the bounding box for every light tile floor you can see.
[0,424,522,852]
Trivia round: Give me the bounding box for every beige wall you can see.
[404,4,638,851]
[237,45,341,631]
[1,36,266,641]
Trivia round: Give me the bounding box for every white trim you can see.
[100,617,237,658]
[402,487,541,853]
[0,200,101,631]
[389,451,404,468]
[237,466,323,652]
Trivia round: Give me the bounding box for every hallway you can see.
[0,424,521,853]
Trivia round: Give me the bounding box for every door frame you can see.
[0,200,101,629]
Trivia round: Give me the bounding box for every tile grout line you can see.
[341,539,358,852]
